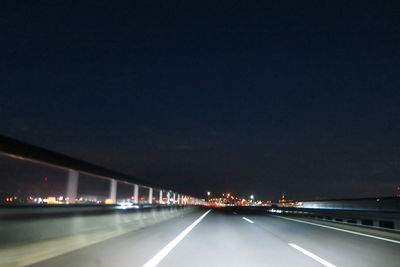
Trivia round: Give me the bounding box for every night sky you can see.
[1,1,400,201]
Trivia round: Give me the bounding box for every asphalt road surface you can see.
[31,207,400,267]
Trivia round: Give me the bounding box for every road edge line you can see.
[274,215,400,245]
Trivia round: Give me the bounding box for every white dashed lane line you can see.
[242,217,255,224]
[289,243,336,267]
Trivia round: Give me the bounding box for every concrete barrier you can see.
[0,205,198,266]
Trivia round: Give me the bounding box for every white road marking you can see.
[289,243,336,267]
[276,216,400,245]
[242,217,254,224]
[142,209,211,267]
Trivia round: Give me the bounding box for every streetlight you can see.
[206,191,211,202]
[250,195,254,206]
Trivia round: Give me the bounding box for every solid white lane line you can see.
[242,217,254,224]
[289,243,336,267]
[276,216,400,245]
[142,209,212,267]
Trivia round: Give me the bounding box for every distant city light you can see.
[105,198,113,204]
[47,197,56,204]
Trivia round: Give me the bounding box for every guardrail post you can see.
[148,187,153,204]
[159,190,163,204]
[133,184,139,204]
[109,179,117,204]
[66,169,79,203]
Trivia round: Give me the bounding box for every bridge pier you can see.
[148,187,153,204]
[133,184,139,204]
[159,190,163,204]
[109,179,117,204]
[66,169,79,203]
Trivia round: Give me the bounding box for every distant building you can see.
[278,193,295,207]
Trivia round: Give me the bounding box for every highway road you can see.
[31,207,400,267]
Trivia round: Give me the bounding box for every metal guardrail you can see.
[297,197,400,212]
[268,206,400,231]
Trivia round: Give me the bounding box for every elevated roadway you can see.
[29,207,400,267]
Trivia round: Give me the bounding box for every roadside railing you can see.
[0,135,205,207]
[268,206,400,231]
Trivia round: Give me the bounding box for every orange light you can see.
[105,198,113,204]
[47,197,56,204]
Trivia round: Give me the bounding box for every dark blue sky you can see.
[1,1,400,200]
